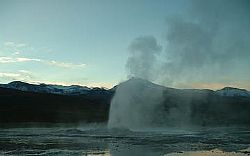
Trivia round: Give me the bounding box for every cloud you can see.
[18,70,32,74]
[4,42,27,48]
[0,71,33,81]
[0,57,17,63]
[17,57,41,62]
[47,60,86,69]
[0,56,86,69]
[0,56,41,63]
[4,42,15,46]
[3,42,28,55]
[13,52,20,55]
[0,72,20,78]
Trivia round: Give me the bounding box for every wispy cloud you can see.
[0,56,86,69]
[47,60,86,68]
[13,52,20,55]
[0,70,33,81]
[18,70,32,74]
[0,56,41,63]
[1,42,85,69]
[4,42,27,48]
[3,42,28,55]
[2,41,52,56]
[0,72,20,78]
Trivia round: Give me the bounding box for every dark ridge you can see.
[0,79,250,126]
[0,87,113,124]
[218,87,249,92]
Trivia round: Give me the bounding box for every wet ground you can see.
[0,125,249,156]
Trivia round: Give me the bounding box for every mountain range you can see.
[1,80,249,97]
[0,79,250,126]
[0,81,112,96]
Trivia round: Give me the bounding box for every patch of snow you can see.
[216,87,250,97]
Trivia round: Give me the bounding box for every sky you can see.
[0,0,250,90]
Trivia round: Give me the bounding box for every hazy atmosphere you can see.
[1,0,250,90]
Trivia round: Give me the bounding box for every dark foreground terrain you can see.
[0,126,250,156]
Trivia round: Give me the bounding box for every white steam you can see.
[108,0,250,130]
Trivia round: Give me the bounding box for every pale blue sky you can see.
[0,0,188,87]
[1,0,249,89]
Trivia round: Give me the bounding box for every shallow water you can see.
[0,126,249,156]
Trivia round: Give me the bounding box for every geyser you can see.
[108,78,165,130]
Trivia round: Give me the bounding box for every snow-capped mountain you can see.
[0,81,111,96]
[1,80,249,98]
[216,87,250,97]
[0,79,250,125]
[124,78,250,98]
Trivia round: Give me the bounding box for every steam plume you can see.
[126,36,161,81]
[108,0,250,130]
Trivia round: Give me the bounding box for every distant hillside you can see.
[0,80,250,126]
[216,87,250,97]
[0,87,113,124]
[0,81,112,96]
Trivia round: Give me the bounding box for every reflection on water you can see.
[0,126,250,156]
[165,149,250,156]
